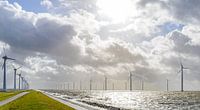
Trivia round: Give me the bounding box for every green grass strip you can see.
[0,90,74,110]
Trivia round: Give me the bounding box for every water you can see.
[43,90,200,110]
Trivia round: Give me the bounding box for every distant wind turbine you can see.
[1,47,15,91]
[129,72,133,91]
[178,61,188,92]
[104,76,107,90]
[112,83,114,90]
[73,82,75,90]
[17,72,22,90]
[80,80,82,90]
[21,76,24,90]
[125,81,127,90]
[12,65,22,90]
[67,83,70,90]
[166,79,169,91]
[24,78,29,90]
[24,80,28,90]
[141,79,144,90]
[89,79,92,91]
[133,74,146,90]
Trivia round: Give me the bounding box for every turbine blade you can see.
[7,57,15,60]
[3,46,6,56]
[0,63,2,69]
[17,66,22,70]
[12,64,15,69]
[2,60,5,70]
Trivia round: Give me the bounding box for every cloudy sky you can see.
[0,0,200,90]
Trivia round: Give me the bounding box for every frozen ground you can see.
[42,90,200,110]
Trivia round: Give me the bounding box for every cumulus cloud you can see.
[40,0,53,9]
[138,0,200,24]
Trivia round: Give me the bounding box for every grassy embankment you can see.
[0,90,74,110]
[0,91,23,101]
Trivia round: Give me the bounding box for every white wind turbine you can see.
[17,71,22,90]
[177,59,188,92]
[12,65,22,90]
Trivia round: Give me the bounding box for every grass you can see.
[0,90,75,110]
[0,91,23,101]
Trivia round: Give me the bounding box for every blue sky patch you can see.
[9,0,47,13]
[158,22,185,36]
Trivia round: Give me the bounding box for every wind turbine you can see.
[67,83,69,90]
[112,83,114,90]
[17,72,21,90]
[178,61,188,92]
[89,79,92,91]
[21,76,24,90]
[141,79,144,90]
[129,72,133,91]
[12,65,22,90]
[166,79,169,91]
[80,80,82,90]
[104,76,107,90]
[1,47,15,91]
[73,82,75,90]
[124,81,127,90]
[26,80,29,90]
[25,80,28,90]
[133,74,146,90]
[21,77,28,90]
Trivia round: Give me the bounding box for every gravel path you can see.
[0,92,29,106]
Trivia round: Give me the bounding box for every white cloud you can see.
[40,0,53,9]
[182,25,200,46]
[24,55,58,74]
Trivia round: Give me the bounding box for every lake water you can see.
[43,90,200,110]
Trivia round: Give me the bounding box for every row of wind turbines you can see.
[1,48,29,92]
[129,59,188,92]
[56,59,188,92]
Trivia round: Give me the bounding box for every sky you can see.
[0,0,200,90]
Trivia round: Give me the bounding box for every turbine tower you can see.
[80,80,82,90]
[12,65,22,90]
[166,79,169,91]
[141,79,144,90]
[129,72,133,91]
[104,76,107,90]
[89,79,92,91]
[1,48,15,91]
